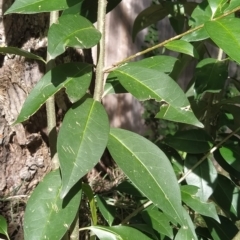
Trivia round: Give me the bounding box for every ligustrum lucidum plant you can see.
[1,0,240,239]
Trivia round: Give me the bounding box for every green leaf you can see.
[86,225,153,240]
[194,58,228,96]
[0,215,10,240]
[175,207,197,240]
[24,170,82,240]
[96,195,116,226]
[5,0,79,14]
[219,145,240,172]
[165,40,199,58]
[82,184,97,225]
[15,62,92,124]
[103,79,127,97]
[184,155,218,201]
[181,185,219,222]
[141,209,173,238]
[0,47,45,63]
[205,18,240,65]
[107,128,185,226]
[224,0,240,13]
[182,1,211,42]
[211,174,240,220]
[132,4,168,41]
[58,99,109,198]
[62,0,122,23]
[203,215,238,240]
[208,0,226,17]
[164,129,212,153]
[47,14,101,59]
[130,224,158,240]
[129,56,178,73]
[108,65,203,128]
[115,181,144,197]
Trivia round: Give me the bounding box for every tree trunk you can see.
[0,1,53,238]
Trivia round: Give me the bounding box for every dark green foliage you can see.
[3,0,240,239]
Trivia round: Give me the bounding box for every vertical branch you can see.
[46,11,59,170]
[93,0,107,101]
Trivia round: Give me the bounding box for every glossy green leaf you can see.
[205,18,240,65]
[15,62,92,124]
[96,195,115,226]
[182,1,211,42]
[224,0,240,13]
[24,170,82,240]
[5,0,79,14]
[129,56,178,73]
[203,215,238,240]
[107,128,185,225]
[58,99,109,198]
[164,129,212,153]
[181,185,219,222]
[211,174,240,220]
[0,47,45,63]
[175,207,197,240]
[0,215,10,240]
[219,145,240,172]
[184,155,218,201]
[62,0,122,23]
[194,58,228,96]
[208,0,225,17]
[82,184,97,225]
[86,225,153,240]
[108,65,203,128]
[48,14,101,59]
[141,209,173,238]
[165,40,199,58]
[132,4,168,41]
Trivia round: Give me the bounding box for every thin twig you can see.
[178,126,240,183]
[104,6,240,73]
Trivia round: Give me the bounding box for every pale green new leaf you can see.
[107,128,185,225]
[58,99,109,198]
[24,170,82,240]
[0,215,10,240]
[108,65,203,128]
[185,155,218,202]
[165,40,199,58]
[205,18,240,64]
[86,225,153,240]
[5,0,79,14]
[15,62,92,124]
[48,14,101,59]
[0,47,45,63]
[181,185,219,222]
